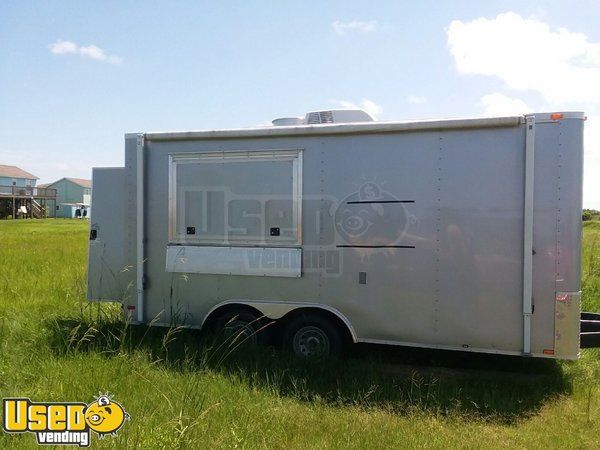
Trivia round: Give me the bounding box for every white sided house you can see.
[87,109,600,360]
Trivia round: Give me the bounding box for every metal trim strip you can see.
[139,116,524,142]
[522,115,536,354]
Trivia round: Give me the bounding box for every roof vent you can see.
[272,109,374,126]
[271,117,304,126]
[307,110,334,124]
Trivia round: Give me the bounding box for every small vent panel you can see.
[307,110,334,124]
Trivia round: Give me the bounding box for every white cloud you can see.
[332,99,383,119]
[583,119,600,209]
[49,40,78,55]
[480,93,532,116]
[447,12,600,104]
[447,12,600,209]
[332,20,377,35]
[79,45,106,60]
[48,40,122,64]
[406,95,427,105]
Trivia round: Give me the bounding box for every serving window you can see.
[169,150,302,246]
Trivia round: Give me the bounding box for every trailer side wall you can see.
[87,115,584,358]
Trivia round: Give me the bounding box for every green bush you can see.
[583,209,600,221]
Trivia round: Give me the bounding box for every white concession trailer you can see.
[87,110,600,359]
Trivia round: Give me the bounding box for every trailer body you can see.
[87,112,587,359]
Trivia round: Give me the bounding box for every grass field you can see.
[0,219,599,448]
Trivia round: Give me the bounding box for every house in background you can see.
[40,177,92,218]
[0,164,38,187]
[0,164,57,218]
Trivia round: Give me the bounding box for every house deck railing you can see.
[0,185,57,198]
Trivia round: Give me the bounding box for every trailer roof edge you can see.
[132,115,526,142]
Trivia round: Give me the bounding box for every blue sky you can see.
[1,1,599,207]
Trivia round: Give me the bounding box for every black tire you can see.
[212,308,272,347]
[283,313,346,359]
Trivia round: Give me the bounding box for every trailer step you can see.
[581,311,600,321]
[579,312,600,348]
[581,332,600,349]
[581,320,600,333]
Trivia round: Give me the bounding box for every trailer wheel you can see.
[283,314,345,359]
[212,308,272,346]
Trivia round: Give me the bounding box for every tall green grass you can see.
[0,219,599,448]
[583,221,600,312]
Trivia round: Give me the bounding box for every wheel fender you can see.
[202,300,358,343]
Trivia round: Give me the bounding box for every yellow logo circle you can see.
[84,395,129,436]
